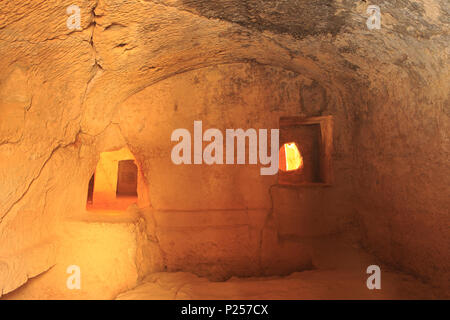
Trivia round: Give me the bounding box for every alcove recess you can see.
[278,116,333,186]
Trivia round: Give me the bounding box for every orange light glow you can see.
[279,142,303,172]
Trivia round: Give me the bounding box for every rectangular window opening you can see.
[278,116,333,186]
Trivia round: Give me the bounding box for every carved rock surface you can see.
[0,0,448,297]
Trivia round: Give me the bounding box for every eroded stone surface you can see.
[0,0,449,297]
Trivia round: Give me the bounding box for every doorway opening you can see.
[116,160,138,197]
[86,147,140,211]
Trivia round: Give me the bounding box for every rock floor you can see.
[116,269,440,300]
[2,210,445,300]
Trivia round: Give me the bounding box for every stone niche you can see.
[278,116,334,186]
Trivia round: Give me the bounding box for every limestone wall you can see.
[0,0,448,296]
[116,63,355,280]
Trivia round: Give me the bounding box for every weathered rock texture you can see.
[0,0,449,297]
